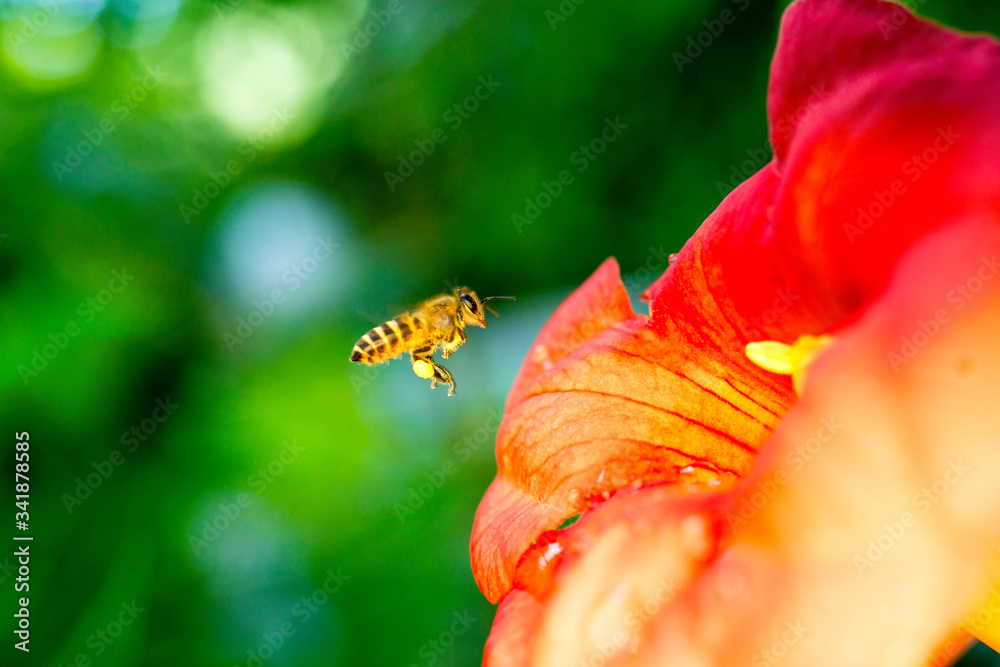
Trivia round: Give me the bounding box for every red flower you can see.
[470,1,1000,664]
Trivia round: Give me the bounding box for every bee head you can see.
[456,288,488,328]
[456,288,515,328]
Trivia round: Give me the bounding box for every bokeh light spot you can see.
[209,181,354,328]
[196,7,343,140]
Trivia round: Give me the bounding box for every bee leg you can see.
[410,349,457,396]
[433,363,456,396]
[441,328,465,359]
[410,349,436,385]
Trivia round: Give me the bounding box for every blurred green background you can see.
[3,0,1000,664]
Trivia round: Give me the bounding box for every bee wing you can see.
[417,295,459,339]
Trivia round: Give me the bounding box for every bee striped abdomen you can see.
[350,317,418,364]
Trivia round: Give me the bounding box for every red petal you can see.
[484,219,1000,667]
[769,0,1000,164]
[472,222,799,601]
[766,0,1000,308]
[646,166,851,346]
[475,0,1000,660]
[483,590,543,667]
[628,220,1000,666]
[506,257,636,411]
[643,0,1000,338]
[482,485,732,666]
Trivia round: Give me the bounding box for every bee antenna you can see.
[481,296,515,317]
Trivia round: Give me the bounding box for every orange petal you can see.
[483,590,544,667]
[472,249,791,601]
[484,219,1000,667]
[766,0,1000,311]
[630,219,1000,666]
[506,257,637,411]
[482,484,733,666]
[472,172,806,603]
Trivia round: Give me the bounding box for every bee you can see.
[350,288,515,396]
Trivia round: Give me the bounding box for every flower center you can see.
[745,334,834,395]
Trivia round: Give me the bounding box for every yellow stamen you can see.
[745,334,834,395]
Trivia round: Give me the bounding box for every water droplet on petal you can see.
[679,465,694,474]
[668,253,679,265]
[538,541,563,569]
[567,488,581,504]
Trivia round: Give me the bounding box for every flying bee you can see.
[350,288,515,396]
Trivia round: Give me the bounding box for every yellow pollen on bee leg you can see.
[412,359,435,379]
[745,334,834,395]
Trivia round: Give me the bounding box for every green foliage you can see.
[2,0,1000,664]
